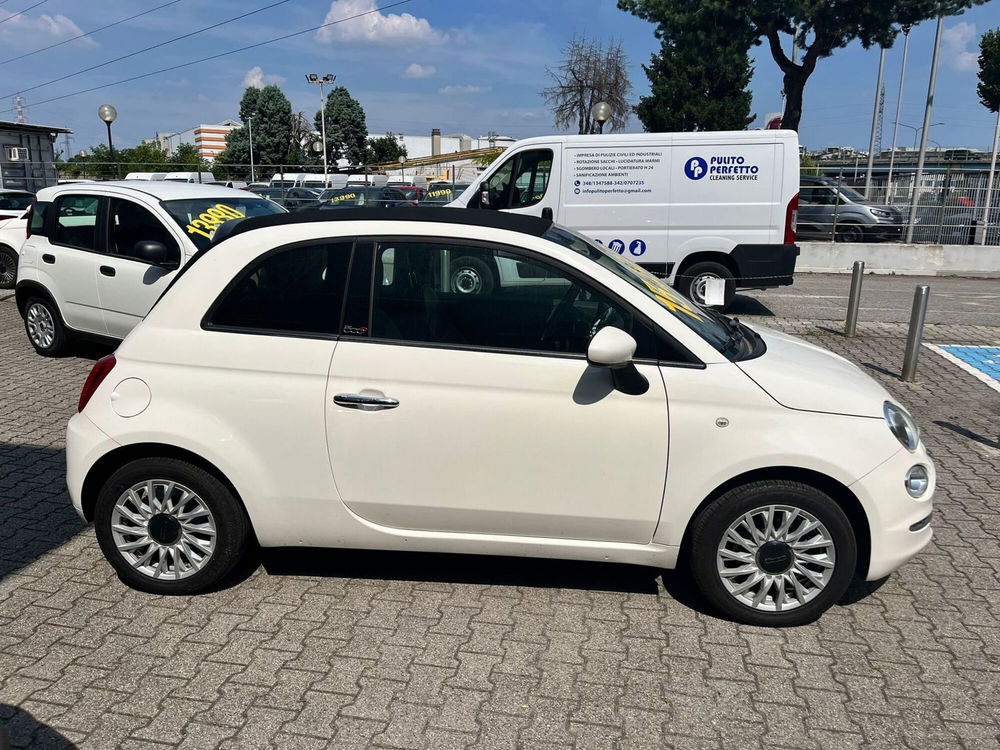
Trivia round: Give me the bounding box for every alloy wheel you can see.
[716,504,836,612]
[26,302,55,350]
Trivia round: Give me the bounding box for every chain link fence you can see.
[802,163,1000,246]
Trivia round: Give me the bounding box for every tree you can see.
[619,0,989,131]
[318,86,368,166]
[635,2,755,132]
[288,112,321,168]
[979,28,1000,113]
[218,84,292,177]
[365,132,407,164]
[123,141,169,171]
[541,37,633,134]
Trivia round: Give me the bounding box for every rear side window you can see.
[30,201,50,237]
[53,195,101,251]
[207,241,353,336]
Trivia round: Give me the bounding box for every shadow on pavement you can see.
[933,420,1000,449]
[261,547,663,595]
[727,295,775,317]
[0,443,87,584]
[0,704,77,749]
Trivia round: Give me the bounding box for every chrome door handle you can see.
[333,393,399,410]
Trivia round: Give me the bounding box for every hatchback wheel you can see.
[23,296,68,356]
[0,245,16,289]
[94,458,251,594]
[688,481,856,626]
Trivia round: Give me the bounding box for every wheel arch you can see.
[678,466,871,578]
[80,442,253,535]
[15,279,58,318]
[675,251,739,282]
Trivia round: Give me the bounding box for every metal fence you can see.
[803,164,1000,246]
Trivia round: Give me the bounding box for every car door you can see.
[325,237,669,543]
[473,147,559,222]
[98,197,184,338]
[797,186,837,238]
[45,194,108,335]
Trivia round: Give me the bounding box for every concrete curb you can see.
[797,241,1000,277]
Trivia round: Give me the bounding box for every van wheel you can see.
[835,222,865,243]
[677,261,735,311]
[687,481,856,626]
[0,245,17,289]
[450,256,495,295]
[24,296,69,357]
[94,458,251,595]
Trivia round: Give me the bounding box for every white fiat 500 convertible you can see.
[66,208,934,626]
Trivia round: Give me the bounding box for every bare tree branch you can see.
[541,36,633,134]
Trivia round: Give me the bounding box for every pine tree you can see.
[317,86,368,166]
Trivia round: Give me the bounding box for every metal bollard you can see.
[844,260,865,338]
[901,285,930,382]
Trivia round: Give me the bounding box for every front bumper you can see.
[66,412,119,521]
[850,443,934,581]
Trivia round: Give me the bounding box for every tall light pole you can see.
[905,16,944,243]
[247,113,256,183]
[306,73,335,185]
[98,103,118,179]
[886,27,911,204]
[591,101,611,134]
[864,47,886,198]
[982,108,1000,245]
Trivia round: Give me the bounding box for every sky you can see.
[0,0,997,155]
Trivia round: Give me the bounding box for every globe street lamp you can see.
[98,104,118,179]
[306,73,335,186]
[591,101,612,134]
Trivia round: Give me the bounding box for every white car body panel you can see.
[65,217,933,584]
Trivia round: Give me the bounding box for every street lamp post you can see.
[590,101,612,134]
[98,104,118,179]
[247,113,256,183]
[306,73,335,186]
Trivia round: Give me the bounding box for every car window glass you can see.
[511,150,553,208]
[54,195,101,251]
[209,242,353,335]
[484,157,515,208]
[369,241,659,358]
[108,198,180,263]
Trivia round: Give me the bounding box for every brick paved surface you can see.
[1,292,999,749]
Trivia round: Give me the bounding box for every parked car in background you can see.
[248,187,320,210]
[0,189,34,220]
[398,185,425,202]
[421,183,471,206]
[208,180,248,190]
[66,208,934,626]
[797,175,902,243]
[296,186,412,211]
[0,207,29,289]
[15,181,285,355]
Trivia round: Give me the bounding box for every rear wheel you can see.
[676,261,735,311]
[94,458,251,594]
[688,481,856,626]
[23,296,68,356]
[449,256,496,295]
[0,244,16,289]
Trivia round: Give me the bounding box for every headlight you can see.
[884,401,919,451]
[905,465,930,497]
[870,208,894,219]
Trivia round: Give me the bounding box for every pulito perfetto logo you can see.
[684,156,708,180]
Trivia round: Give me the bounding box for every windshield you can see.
[322,188,375,206]
[543,225,736,355]
[421,185,469,204]
[162,197,286,251]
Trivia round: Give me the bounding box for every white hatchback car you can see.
[66,208,934,626]
[0,208,29,289]
[15,181,284,355]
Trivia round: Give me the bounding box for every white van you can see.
[448,131,801,309]
[163,171,216,184]
[301,174,348,191]
[346,173,388,187]
[124,172,167,181]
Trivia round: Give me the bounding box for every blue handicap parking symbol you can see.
[629,239,646,256]
[937,345,1000,386]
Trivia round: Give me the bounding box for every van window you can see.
[53,195,101,251]
[479,149,553,210]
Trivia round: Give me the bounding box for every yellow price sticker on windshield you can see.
[186,204,246,239]
[331,192,356,203]
[618,255,704,321]
[427,189,452,198]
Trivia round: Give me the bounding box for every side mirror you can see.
[480,186,491,209]
[586,327,648,395]
[133,240,175,267]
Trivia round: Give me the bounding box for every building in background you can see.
[146,119,241,162]
[0,120,72,191]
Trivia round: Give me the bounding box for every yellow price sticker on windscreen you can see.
[331,193,357,203]
[428,189,452,198]
[186,204,246,239]
[619,255,703,321]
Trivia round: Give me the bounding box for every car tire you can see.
[0,244,17,289]
[23,295,69,357]
[835,222,865,243]
[450,256,496,295]
[687,480,857,627]
[676,261,735,311]
[94,457,252,595]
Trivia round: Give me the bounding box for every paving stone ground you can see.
[1,292,999,749]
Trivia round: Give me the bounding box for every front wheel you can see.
[94,458,252,594]
[676,261,735,311]
[0,244,17,289]
[449,256,496,295]
[687,481,856,626]
[23,296,69,357]
[835,222,865,243]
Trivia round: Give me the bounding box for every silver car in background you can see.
[797,175,902,243]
